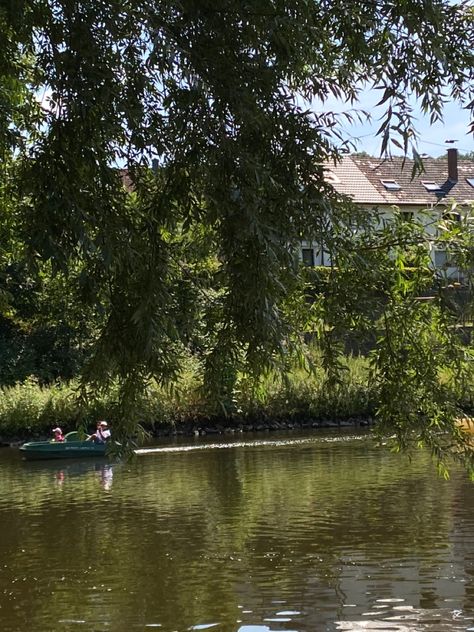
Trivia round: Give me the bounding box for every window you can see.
[301,248,315,267]
[434,250,447,268]
[401,211,414,222]
[381,179,401,191]
[421,181,442,192]
[443,211,461,222]
[324,171,341,184]
[434,250,455,268]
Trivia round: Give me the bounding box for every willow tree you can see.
[2,0,474,469]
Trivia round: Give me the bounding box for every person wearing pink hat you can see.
[52,427,65,442]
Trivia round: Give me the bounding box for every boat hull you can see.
[20,440,107,460]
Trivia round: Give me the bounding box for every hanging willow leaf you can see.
[1,1,474,470]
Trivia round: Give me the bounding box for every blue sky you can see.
[38,83,474,159]
[314,88,474,158]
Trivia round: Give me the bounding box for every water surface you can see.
[1,430,473,631]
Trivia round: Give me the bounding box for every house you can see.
[301,149,474,281]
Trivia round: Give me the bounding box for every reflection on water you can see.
[0,430,473,632]
[22,459,115,490]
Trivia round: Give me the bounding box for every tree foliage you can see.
[1,0,474,469]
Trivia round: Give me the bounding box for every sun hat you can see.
[52,427,62,433]
[98,420,108,427]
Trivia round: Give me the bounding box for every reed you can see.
[11,351,474,437]
[235,353,376,422]
[0,378,77,437]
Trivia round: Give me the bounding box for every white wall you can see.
[298,204,466,282]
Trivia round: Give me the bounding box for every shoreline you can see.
[0,415,374,447]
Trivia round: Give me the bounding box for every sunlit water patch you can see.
[336,600,473,630]
[135,432,369,455]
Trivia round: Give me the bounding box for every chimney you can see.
[447,148,458,181]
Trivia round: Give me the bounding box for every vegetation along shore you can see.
[0,353,377,445]
[2,350,474,447]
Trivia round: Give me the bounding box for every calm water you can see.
[1,430,474,632]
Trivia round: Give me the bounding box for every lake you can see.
[1,429,473,631]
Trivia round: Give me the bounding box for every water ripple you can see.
[135,433,368,455]
[1,431,473,632]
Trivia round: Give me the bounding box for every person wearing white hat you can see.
[89,420,111,444]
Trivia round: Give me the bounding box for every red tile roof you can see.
[327,154,474,207]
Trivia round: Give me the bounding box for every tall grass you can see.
[0,353,380,438]
[235,354,376,422]
[0,378,126,438]
[0,379,78,437]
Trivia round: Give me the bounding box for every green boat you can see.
[20,431,108,460]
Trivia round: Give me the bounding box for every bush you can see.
[0,353,378,439]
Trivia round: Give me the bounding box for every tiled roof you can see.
[325,156,384,204]
[327,154,474,207]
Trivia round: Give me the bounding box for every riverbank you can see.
[0,411,374,447]
[0,354,377,444]
[1,348,472,446]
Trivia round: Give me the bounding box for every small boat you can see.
[20,431,108,461]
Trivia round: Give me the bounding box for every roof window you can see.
[380,179,401,191]
[421,181,442,192]
[324,171,341,184]
[466,177,474,188]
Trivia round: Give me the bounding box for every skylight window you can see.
[380,179,401,191]
[421,181,442,192]
[325,171,340,184]
[466,177,474,188]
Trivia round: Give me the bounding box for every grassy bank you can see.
[0,354,379,441]
[3,349,474,442]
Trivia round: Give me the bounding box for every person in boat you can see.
[88,420,111,444]
[52,427,65,442]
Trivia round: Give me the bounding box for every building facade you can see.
[302,149,474,282]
